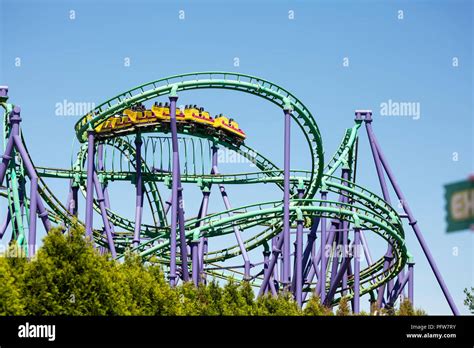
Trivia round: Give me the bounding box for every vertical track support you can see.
[168,89,189,284]
[85,128,95,238]
[353,227,361,314]
[359,109,459,315]
[282,99,292,289]
[294,189,304,306]
[319,190,328,303]
[133,134,144,247]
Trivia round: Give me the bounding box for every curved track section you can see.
[0,73,410,307]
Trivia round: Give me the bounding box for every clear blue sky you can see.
[0,0,472,314]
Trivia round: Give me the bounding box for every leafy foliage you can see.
[397,298,415,316]
[0,254,25,315]
[335,296,351,316]
[303,293,332,316]
[19,226,130,315]
[0,225,427,316]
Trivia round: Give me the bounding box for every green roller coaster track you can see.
[0,72,410,305]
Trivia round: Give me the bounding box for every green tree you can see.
[335,296,351,316]
[303,293,332,316]
[0,223,432,317]
[119,254,182,315]
[397,298,415,316]
[255,291,301,316]
[194,281,223,315]
[0,254,25,315]
[19,226,130,315]
[414,308,427,316]
[221,280,254,315]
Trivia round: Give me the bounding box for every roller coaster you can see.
[0,72,459,314]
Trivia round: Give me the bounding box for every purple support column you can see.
[191,240,200,286]
[102,186,113,217]
[302,223,337,303]
[97,144,114,234]
[14,151,50,237]
[294,187,305,305]
[272,237,279,284]
[341,169,350,296]
[329,228,342,293]
[0,106,21,186]
[12,134,41,256]
[18,180,25,231]
[168,93,190,284]
[301,217,319,282]
[212,148,251,278]
[216,185,251,278]
[93,173,116,257]
[295,208,304,307]
[0,210,11,239]
[168,98,179,287]
[202,239,208,284]
[353,228,361,314]
[66,187,73,215]
[324,255,352,306]
[268,273,278,296]
[27,177,38,256]
[408,260,414,305]
[320,191,328,303]
[323,192,346,297]
[388,272,410,305]
[36,193,51,232]
[2,106,50,253]
[399,267,407,299]
[176,188,190,281]
[69,185,79,216]
[357,230,379,289]
[263,249,271,294]
[85,129,95,238]
[363,113,395,308]
[197,191,210,274]
[371,123,459,315]
[282,104,292,289]
[196,147,216,278]
[258,234,285,297]
[279,253,284,288]
[193,189,210,286]
[133,134,144,247]
[0,136,14,186]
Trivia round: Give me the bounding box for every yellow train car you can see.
[93,103,246,144]
[183,105,214,127]
[214,115,246,141]
[113,114,134,132]
[124,108,158,127]
[151,102,185,122]
[95,116,118,134]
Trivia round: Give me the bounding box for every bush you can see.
[335,296,351,316]
[303,293,332,316]
[397,298,414,316]
[0,255,25,315]
[255,291,301,316]
[0,224,428,316]
[19,226,130,315]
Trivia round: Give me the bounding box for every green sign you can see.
[444,178,474,232]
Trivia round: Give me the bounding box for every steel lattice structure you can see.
[0,72,459,314]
